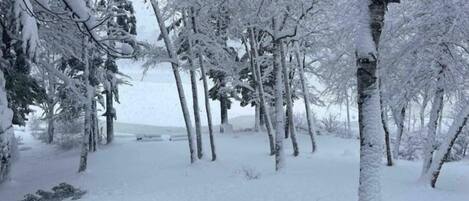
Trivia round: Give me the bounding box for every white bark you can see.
[78,38,91,172]
[295,47,317,152]
[150,0,197,163]
[273,18,285,171]
[422,70,445,175]
[423,105,469,187]
[356,1,385,201]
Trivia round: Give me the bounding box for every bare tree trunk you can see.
[189,7,216,161]
[421,66,445,175]
[220,91,229,133]
[424,105,469,188]
[380,100,393,166]
[91,99,98,152]
[273,18,285,171]
[420,90,429,131]
[356,1,386,201]
[259,104,266,129]
[243,35,261,133]
[280,42,299,156]
[249,28,275,155]
[255,104,260,132]
[46,73,55,144]
[79,38,91,172]
[392,104,406,160]
[294,47,317,152]
[105,89,114,144]
[189,64,203,159]
[151,0,197,163]
[345,88,352,138]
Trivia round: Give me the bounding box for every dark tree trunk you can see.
[220,91,229,133]
[190,7,216,161]
[105,90,114,144]
[249,28,275,155]
[392,104,406,160]
[189,64,203,159]
[280,42,299,156]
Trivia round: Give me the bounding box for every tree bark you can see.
[392,104,406,160]
[295,48,317,152]
[189,63,203,159]
[105,89,114,144]
[379,88,393,166]
[345,88,352,138]
[424,105,469,188]
[280,42,299,156]
[356,1,386,201]
[79,38,91,172]
[273,18,285,171]
[249,28,275,155]
[151,0,197,163]
[421,66,445,175]
[46,72,55,144]
[220,90,229,133]
[190,7,216,161]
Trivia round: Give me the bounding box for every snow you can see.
[1,125,469,201]
[14,0,39,57]
[355,0,377,61]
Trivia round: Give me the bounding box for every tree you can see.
[355,1,388,201]
[150,0,197,163]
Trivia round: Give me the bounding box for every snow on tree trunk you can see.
[423,105,469,188]
[150,0,196,163]
[356,1,386,201]
[280,42,298,156]
[0,70,14,182]
[199,56,216,161]
[421,66,445,175]
[420,91,429,131]
[249,28,275,155]
[273,17,285,171]
[345,88,352,139]
[392,104,406,160]
[79,38,91,173]
[190,7,216,161]
[295,48,317,152]
[189,61,203,159]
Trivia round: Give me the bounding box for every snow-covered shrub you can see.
[30,116,83,150]
[21,183,86,201]
[235,166,261,180]
[320,114,341,134]
[54,119,83,150]
[394,130,425,161]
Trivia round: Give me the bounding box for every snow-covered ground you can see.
[1,125,468,201]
